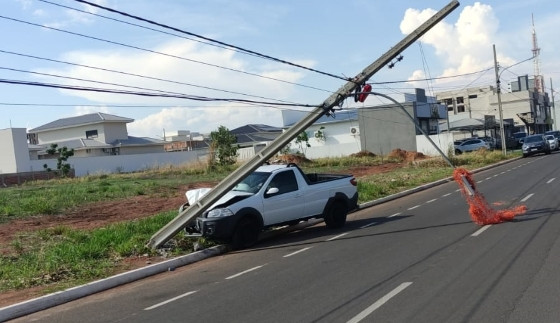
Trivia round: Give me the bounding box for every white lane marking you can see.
[426,199,437,204]
[547,178,556,184]
[471,225,491,237]
[225,265,264,279]
[283,247,312,258]
[347,282,413,323]
[443,193,452,197]
[388,212,401,218]
[521,193,534,202]
[500,171,506,175]
[144,291,198,310]
[476,181,483,184]
[327,233,349,241]
[485,177,492,180]
[360,222,377,229]
[407,205,420,210]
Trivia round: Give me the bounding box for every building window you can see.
[86,130,98,139]
[457,105,465,113]
[86,149,91,153]
[456,97,464,104]
[468,94,478,99]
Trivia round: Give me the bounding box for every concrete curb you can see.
[0,245,227,322]
[0,156,520,321]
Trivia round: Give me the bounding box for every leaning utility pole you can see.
[148,0,460,249]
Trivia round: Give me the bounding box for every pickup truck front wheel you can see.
[324,201,347,229]
[232,217,261,249]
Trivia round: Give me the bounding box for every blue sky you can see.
[1,0,559,138]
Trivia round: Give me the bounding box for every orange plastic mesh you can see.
[453,168,527,225]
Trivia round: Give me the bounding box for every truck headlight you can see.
[207,208,234,218]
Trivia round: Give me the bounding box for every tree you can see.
[43,144,75,177]
[294,131,311,156]
[209,126,238,166]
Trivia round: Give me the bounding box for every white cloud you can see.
[400,2,516,86]
[74,105,110,116]
[127,105,283,137]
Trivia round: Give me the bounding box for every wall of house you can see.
[29,149,209,177]
[0,128,31,173]
[37,125,101,143]
[289,121,362,159]
[102,123,129,142]
[415,133,454,157]
[358,104,417,155]
[120,145,165,155]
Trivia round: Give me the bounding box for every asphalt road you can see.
[11,153,560,323]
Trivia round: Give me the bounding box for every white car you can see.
[454,138,490,154]
[544,134,559,151]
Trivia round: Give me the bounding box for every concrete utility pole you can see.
[147,0,461,249]
[551,78,556,130]
[493,44,507,156]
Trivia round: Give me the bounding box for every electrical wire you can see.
[0,49,313,105]
[0,77,318,107]
[69,0,350,82]
[0,15,331,93]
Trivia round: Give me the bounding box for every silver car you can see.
[454,138,490,154]
[544,134,559,151]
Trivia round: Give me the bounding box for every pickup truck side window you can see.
[268,171,298,195]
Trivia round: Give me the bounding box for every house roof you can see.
[230,124,283,135]
[29,112,134,133]
[283,109,358,127]
[112,136,166,146]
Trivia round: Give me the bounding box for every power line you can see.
[0,49,310,105]
[69,0,350,82]
[0,15,331,93]
[0,77,318,107]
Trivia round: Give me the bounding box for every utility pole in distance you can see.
[493,44,507,156]
[551,78,556,130]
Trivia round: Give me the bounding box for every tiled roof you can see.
[112,136,166,146]
[284,109,358,127]
[29,112,134,132]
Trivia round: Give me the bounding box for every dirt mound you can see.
[272,154,312,164]
[388,149,426,162]
[350,150,377,158]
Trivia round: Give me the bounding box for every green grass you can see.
[0,150,520,294]
[0,211,192,292]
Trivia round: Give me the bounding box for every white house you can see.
[28,112,166,157]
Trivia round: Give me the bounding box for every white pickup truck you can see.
[183,163,358,249]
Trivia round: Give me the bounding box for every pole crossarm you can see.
[147,0,460,249]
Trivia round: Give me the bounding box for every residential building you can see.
[229,124,283,161]
[163,130,208,152]
[281,88,448,158]
[28,112,166,157]
[436,75,552,139]
[357,89,448,155]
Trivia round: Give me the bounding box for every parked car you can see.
[511,132,527,149]
[182,163,358,248]
[522,134,551,157]
[545,130,560,141]
[544,134,559,151]
[454,138,490,154]
[479,136,496,149]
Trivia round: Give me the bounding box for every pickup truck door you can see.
[261,170,304,226]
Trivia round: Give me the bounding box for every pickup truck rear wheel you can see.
[324,201,347,229]
[232,217,260,249]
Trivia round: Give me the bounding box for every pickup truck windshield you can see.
[232,172,271,193]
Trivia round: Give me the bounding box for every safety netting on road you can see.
[453,167,527,225]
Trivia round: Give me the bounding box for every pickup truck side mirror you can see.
[265,187,279,196]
